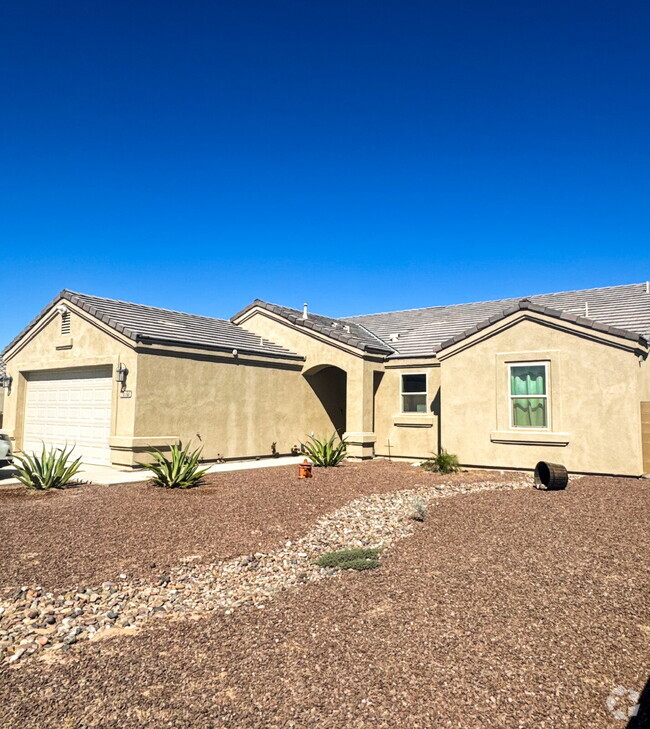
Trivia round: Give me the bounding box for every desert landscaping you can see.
[0,461,648,728]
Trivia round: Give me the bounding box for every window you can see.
[509,363,548,428]
[401,373,427,413]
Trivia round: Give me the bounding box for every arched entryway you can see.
[303,364,347,437]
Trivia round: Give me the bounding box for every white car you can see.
[0,433,12,468]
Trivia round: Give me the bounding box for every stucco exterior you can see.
[2,303,138,461]
[129,346,335,466]
[1,302,348,467]
[372,363,441,459]
[2,291,649,475]
[438,313,647,476]
[232,307,385,459]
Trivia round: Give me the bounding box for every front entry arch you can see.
[303,364,347,437]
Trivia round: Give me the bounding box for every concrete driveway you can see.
[0,455,305,487]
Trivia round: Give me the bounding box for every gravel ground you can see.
[1,468,647,728]
[0,461,527,591]
[0,475,527,664]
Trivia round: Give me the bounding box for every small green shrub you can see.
[410,497,427,522]
[420,449,460,475]
[14,444,83,490]
[301,433,347,467]
[316,547,381,571]
[147,442,209,489]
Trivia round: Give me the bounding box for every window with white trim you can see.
[509,363,548,428]
[401,373,427,413]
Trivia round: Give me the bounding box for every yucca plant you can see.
[301,432,347,467]
[147,442,210,488]
[14,444,83,490]
[420,449,460,475]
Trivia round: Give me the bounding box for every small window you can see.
[401,373,427,413]
[510,363,548,428]
[61,311,71,335]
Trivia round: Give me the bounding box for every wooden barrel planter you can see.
[534,461,569,490]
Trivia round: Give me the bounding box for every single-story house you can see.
[2,283,650,476]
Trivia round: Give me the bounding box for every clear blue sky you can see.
[2,1,650,346]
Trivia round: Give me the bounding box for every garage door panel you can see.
[23,367,113,466]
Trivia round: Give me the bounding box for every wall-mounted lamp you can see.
[0,375,12,392]
[115,363,128,390]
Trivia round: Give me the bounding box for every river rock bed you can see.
[0,477,532,665]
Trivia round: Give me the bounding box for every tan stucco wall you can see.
[639,355,650,401]
[440,318,644,475]
[132,350,337,464]
[373,366,441,459]
[2,305,138,460]
[235,310,384,457]
[640,355,650,474]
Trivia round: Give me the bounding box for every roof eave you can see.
[135,335,304,361]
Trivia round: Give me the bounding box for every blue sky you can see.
[2,1,650,346]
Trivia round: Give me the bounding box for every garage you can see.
[23,366,113,466]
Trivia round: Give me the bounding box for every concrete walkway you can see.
[0,455,306,487]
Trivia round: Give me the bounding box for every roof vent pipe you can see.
[302,303,308,320]
[646,281,650,294]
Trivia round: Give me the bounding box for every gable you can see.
[3,301,131,365]
[435,304,648,361]
[232,300,393,355]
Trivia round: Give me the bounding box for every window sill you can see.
[490,430,570,446]
[393,415,435,428]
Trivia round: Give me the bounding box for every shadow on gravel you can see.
[627,675,650,728]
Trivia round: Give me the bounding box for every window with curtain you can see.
[401,373,427,413]
[509,363,548,428]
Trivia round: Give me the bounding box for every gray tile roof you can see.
[0,356,5,378]
[5,282,648,366]
[3,291,303,360]
[347,282,650,357]
[232,300,395,355]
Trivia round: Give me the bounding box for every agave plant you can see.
[14,444,83,490]
[301,433,347,467]
[147,442,210,488]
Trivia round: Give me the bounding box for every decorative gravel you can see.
[1,472,648,728]
[0,475,529,664]
[0,460,528,589]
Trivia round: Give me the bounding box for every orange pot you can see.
[298,460,313,479]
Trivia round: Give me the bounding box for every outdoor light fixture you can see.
[115,363,128,389]
[0,375,12,390]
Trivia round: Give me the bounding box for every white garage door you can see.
[23,366,113,466]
